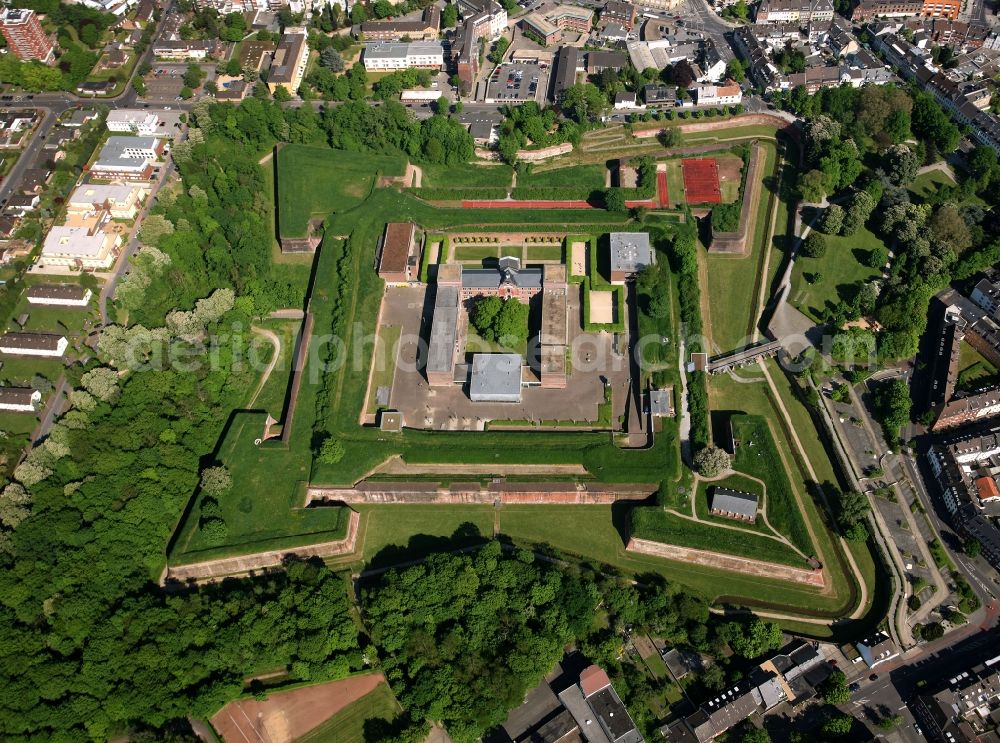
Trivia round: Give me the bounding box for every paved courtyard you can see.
[379,286,631,429]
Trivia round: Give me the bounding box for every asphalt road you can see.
[0,107,56,205]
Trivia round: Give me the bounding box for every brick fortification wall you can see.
[307,481,656,505]
[709,140,765,255]
[627,537,826,586]
[164,510,361,584]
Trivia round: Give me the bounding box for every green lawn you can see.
[294,682,401,743]
[526,244,563,261]
[354,504,494,568]
[251,318,300,419]
[956,341,999,392]
[420,162,513,189]
[908,169,956,201]
[453,244,500,261]
[664,160,685,207]
[694,474,770,535]
[703,141,777,352]
[365,325,401,415]
[276,145,406,238]
[729,415,814,556]
[790,225,885,323]
[519,164,607,190]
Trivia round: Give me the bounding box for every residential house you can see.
[0,387,41,412]
[0,332,68,357]
[6,194,39,217]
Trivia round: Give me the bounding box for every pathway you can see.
[247,326,280,408]
[758,359,870,618]
[676,470,810,560]
[916,160,955,181]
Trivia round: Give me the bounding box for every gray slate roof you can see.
[710,487,758,519]
[461,266,543,289]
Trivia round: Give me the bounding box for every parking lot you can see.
[140,63,215,104]
[484,63,547,105]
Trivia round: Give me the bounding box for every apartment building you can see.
[521,4,594,44]
[106,109,163,136]
[754,0,834,24]
[0,8,54,63]
[363,41,444,70]
[359,6,441,40]
[690,80,743,105]
[268,29,310,94]
[68,183,149,221]
[40,226,122,270]
[90,136,164,180]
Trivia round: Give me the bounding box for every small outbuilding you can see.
[709,487,758,522]
[469,353,522,403]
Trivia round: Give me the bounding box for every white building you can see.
[362,41,445,71]
[0,387,42,412]
[690,80,743,105]
[106,109,162,136]
[0,333,68,357]
[26,284,93,307]
[68,183,148,220]
[41,226,122,270]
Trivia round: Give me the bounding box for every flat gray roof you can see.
[427,285,459,376]
[364,41,444,59]
[710,487,758,519]
[470,353,522,402]
[610,232,654,275]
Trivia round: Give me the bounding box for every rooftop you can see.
[364,41,444,59]
[710,487,758,519]
[470,353,523,402]
[0,332,66,351]
[609,232,654,275]
[26,284,90,302]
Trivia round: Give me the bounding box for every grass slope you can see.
[294,682,401,743]
[790,225,884,323]
[276,145,406,238]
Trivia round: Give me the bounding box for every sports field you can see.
[681,158,722,203]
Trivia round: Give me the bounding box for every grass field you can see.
[294,682,401,743]
[276,145,406,238]
[420,162,513,189]
[908,169,956,201]
[526,244,563,261]
[519,163,607,190]
[453,244,500,261]
[365,325,401,415]
[956,341,999,392]
[252,318,300,418]
[702,141,776,352]
[694,473,770,535]
[664,160,685,207]
[790,225,885,323]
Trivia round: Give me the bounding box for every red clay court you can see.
[681,158,722,204]
[657,170,669,208]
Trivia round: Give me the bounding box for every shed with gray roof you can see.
[709,487,758,522]
[609,232,654,283]
[469,353,522,402]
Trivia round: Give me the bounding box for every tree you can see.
[820,714,854,737]
[798,169,828,203]
[725,618,782,659]
[884,144,920,186]
[81,367,120,402]
[436,95,449,114]
[866,245,888,269]
[441,2,458,27]
[919,622,944,640]
[964,538,982,557]
[693,445,731,477]
[701,663,726,691]
[561,83,606,124]
[741,728,771,743]
[350,2,367,23]
[318,436,345,465]
[179,85,194,100]
[841,190,876,235]
[877,714,904,730]
[800,232,827,258]
[929,203,972,254]
[200,466,233,495]
[726,58,745,82]
[319,47,344,72]
[658,127,681,147]
[605,188,626,212]
[183,62,204,89]
[819,204,844,235]
[872,377,911,444]
[488,36,510,64]
[819,670,850,704]
[471,295,503,337]
[272,85,292,102]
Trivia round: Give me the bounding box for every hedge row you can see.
[410,187,510,200]
[668,218,710,450]
[510,187,604,201]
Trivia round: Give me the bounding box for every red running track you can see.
[657,170,669,208]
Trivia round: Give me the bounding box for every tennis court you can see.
[681,158,722,204]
